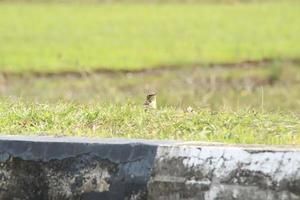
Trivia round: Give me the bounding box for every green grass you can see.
[0,100,299,145]
[0,2,299,73]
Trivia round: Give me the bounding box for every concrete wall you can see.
[0,136,299,200]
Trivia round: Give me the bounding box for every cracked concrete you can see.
[0,136,157,200]
[148,146,300,200]
[0,136,300,200]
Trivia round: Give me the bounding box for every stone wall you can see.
[0,136,299,200]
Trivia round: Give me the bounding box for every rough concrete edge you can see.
[0,135,161,162]
[1,135,299,150]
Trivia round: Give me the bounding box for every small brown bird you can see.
[144,92,157,109]
[186,106,195,114]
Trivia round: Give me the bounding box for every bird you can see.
[186,106,195,114]
[144,92,157,110]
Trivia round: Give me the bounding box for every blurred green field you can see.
[0,2,299,73]
[0,0,290,3]
[1,1,300,144]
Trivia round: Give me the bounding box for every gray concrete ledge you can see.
[0,135,300,200]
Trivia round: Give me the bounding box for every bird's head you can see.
[146,92,156,101]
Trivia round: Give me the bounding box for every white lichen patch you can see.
[149,146,300,200]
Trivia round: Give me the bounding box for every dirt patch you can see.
[1,58,298,79]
